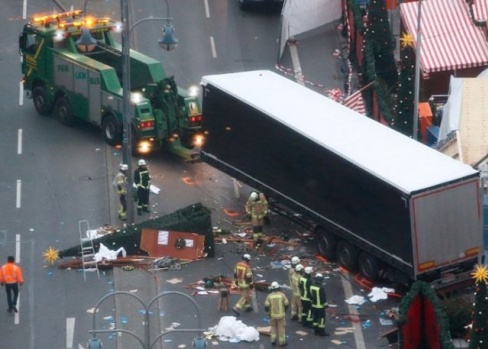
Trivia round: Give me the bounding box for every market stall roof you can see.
[400,0,488,75]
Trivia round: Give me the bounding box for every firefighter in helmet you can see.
[232,253,253,316]
[265,281,289,346]
[114,164,128,220]
[134,159,151,216]
[289,256,301,321]
[310,273,329,336]
[245,191,269,243]
[299,266,314,328]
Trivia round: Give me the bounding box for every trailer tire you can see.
[33,86,53,116]
[316,229,336,260]
[358,252,381,281]
[336,240,358,271]
[55,96,75,126]
[102,114,122,146]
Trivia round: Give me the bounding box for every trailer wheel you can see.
[55,96,75,126]
[102,114,122,146]
[336,240,358,271]
[358,252,381,281]
[316,228,336,260]
[32,86,53,116]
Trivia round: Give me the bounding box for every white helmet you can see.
[138,159,147,166]
[291,256,300,265]
[304,266,313,275]
[119,164,128,171]
[315,273,324,279]
[295,264,304,272]
[270,281,280,290]
[242,253,251,261]
[250,192,258,200]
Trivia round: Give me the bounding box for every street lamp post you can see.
[413,0,423,141]
[120,0,178,224]
[87,291,206,349]
[79,0,178,223]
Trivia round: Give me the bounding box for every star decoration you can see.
[471,264,488,283]
[43,246,60,264]
[400,32,415,49]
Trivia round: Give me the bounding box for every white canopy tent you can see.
[279,0,342,59]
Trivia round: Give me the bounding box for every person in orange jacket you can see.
[0,256,24,313]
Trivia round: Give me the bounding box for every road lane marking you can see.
[341,275,366,349]
[18,129,23,155]
[15,234,21,325]
[66,317,75,348]
[289,44,305,86]
[204,0,210,18]
[16,180,22,208]
[23,0,27,19]
[210,36,217,58]
[19,81,24,106]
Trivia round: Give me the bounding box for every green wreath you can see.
[175,238,186,250]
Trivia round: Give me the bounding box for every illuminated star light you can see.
[471,264,488,283]
[400,32,415,49]
[43,246,60,264]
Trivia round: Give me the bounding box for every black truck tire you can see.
[336,240,358,271]
[316,228,336,260]
[55,96,75,126]
[358,252,381,281]
[32,86,53,116]
[102,114,122,146]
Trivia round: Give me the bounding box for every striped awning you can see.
[400,0,488,75]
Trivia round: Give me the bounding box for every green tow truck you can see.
[19,10,203,157]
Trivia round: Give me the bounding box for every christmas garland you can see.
[398,281,454,349]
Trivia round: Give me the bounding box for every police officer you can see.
[245,191,269,243]
[288,257,301,321]
[310,273,329,336]
[134,159,151,215]
[299,266,314,328]
[114,163,128,220]
[265,281,289,347]
[232,253,253,316]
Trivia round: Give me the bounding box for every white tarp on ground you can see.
[279,0,342,59]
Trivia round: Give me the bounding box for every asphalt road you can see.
[0,0,400,348]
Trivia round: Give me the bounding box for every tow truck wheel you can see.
[55,96,75,126]
[33,86,53,116]
[102,114,122,146]
[316,228,336,260]
[358,252,381,281]
[336,240,358,272]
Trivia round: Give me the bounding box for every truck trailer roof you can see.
[201,70,478,194]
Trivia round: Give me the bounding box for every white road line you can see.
[18,129,23,155]
[15,234,21,325]
[19,81,24,106]
[16,234,21,262]
[204,0,210,18]
[16,180,22,208]
[210,36,217,58]
[289,45,305,86]
[341,275,366,349]
[22,0,27,19]
[66,317,75,348]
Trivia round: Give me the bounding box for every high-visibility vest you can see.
[0,263,24,284]
[310,284,328,309]
[291,272,301,296]
[114,172,127,195]
[234,261,252,288]
[246,199,268,219]
[265,291,289,319]
[134,168,150,189]
[299,276,311,301]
